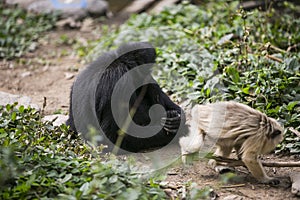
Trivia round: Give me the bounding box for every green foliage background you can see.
[86,1,300,154]
[0,5,57,59]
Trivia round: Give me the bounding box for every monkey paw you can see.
[262,177,280,186]
[161,110,181,133]
[215,166,235,174]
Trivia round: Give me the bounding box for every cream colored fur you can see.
[179,101,284,184]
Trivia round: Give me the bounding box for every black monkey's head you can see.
[116,42,156,69]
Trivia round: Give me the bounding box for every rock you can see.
[80,18,93,32]
[0,91,39,110]
[86,0,108,16]
[64,72,75,80]
[24,0,108,20]
[20,71,32,78]
[42,114,69,126]
[56,18,82,28]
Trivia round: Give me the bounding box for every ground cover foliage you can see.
[88,0,300,154]
[0,104,168,199]
[0,4,58,59]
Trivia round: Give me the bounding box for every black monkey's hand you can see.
[161,110,181,134]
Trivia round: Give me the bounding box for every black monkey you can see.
[67,42,186,153]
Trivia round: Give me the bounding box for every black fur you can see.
[67,42,186,153]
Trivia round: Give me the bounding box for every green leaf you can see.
[226,66,240,83]
[61,174,72,183]
[19,105,25,113]
[11,112,17,121]
[119,188,141,200]
[287,101,299,111]
[242,86,250,94]
[108,175,118,184]
[0,132,8,138]
[6,104,11,111]
[79,182,90,195]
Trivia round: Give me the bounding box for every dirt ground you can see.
[0,23,299,199]
[166,155,299,199]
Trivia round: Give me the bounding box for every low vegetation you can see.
[0,104,168,199]
[0,4,57,59]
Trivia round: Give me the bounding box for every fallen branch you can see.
[289,127,300,138]
[210,156,300,168]
[265,54,283,63]
[261,161,300,168]
[264,42,287,54]
[287,43,300,52]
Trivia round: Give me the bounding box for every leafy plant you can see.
[0,5,58,59]
[0,104,167,199]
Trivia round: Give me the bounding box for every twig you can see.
[289,127,300,138]
[220,184,246,188]
[262,161,300,167]
[265,42,287,54]
[158,182,180,190]
[265,54,283,63]
[211,156,300,168]
[287,43,300,52]
[40,96,47,117]
[167,172,179,175]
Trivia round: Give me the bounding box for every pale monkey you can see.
[179,101,284,184]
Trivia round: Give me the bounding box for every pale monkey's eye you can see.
[271,130,281,138]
